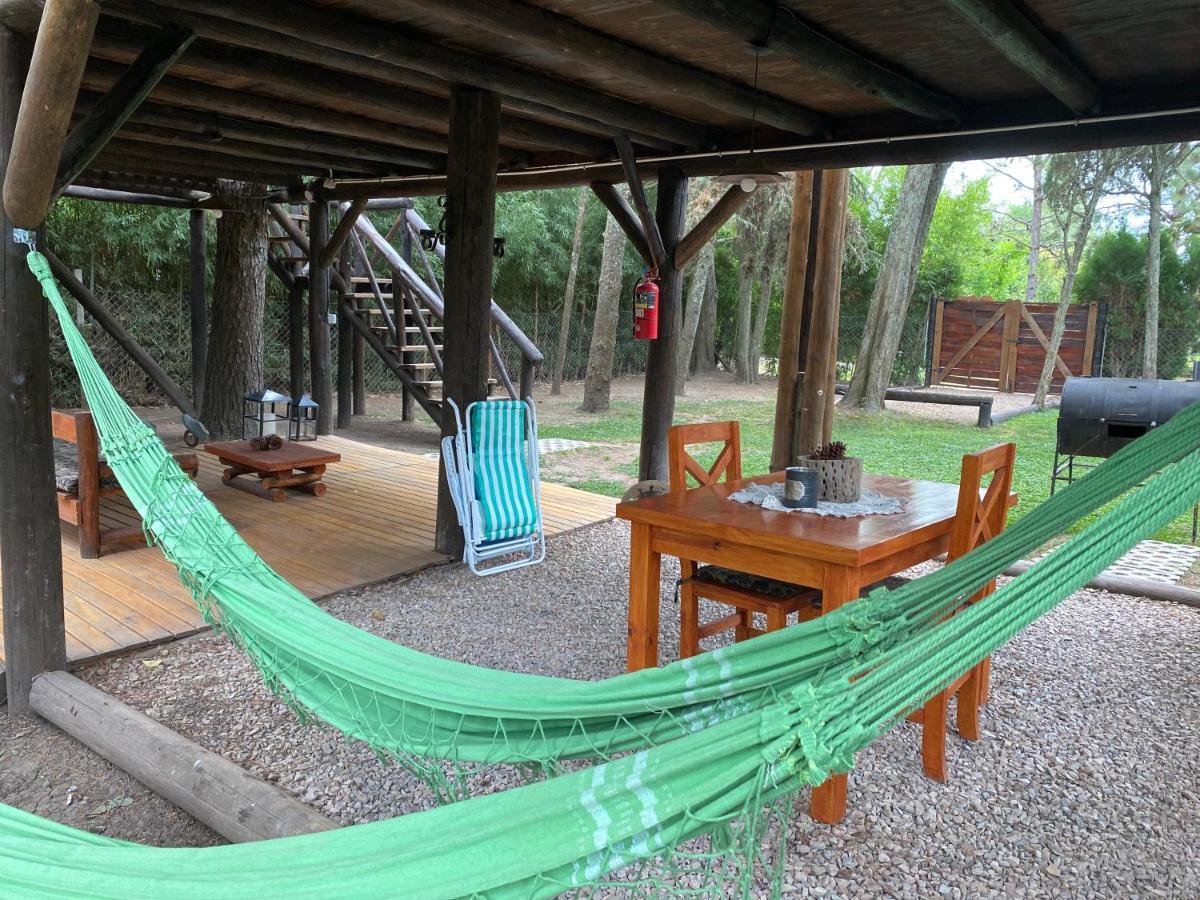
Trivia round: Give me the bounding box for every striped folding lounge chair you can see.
[441,397,546,576]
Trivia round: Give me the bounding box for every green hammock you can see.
[1,247,1198,898]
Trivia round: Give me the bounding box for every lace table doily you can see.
[727,481,905,517]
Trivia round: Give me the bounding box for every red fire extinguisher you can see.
[633,269,660,340]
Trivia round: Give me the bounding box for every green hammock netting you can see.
[1,248,1198,898]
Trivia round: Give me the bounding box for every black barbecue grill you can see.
[1053,376,1200,542]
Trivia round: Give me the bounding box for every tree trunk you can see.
[749,226,787,382]
[733,245,758,383]
[551,186,588,394]
[693,262,717,374]
[1143,146,1163,379]
[1025,156,1044,303]
[842,163,948,411]
[1033,194,1102,407]
[201,182,268,439]
[581,211,625,413]
[675,242,714,394]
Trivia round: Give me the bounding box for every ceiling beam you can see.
[943,0,1102,114]
[118,0,715,149]
[54,24,194,195]
[384,0,828,137]
[91,19,612,158]
[79,59,449,168]
[62,183,197,206]
[96,140,314,183]
[674,183,752,269]
[615,136,667,270]
[590,182,652,267]
[324,109,1200,198]
[658,0,962,124]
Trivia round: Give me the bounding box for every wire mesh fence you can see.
[48,289,1199,411]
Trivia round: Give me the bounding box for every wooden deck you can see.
[0,435,614,672]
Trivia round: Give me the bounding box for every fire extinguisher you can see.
[633,269,660,340]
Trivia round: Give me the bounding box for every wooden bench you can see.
[52,410,198,559]
[835,384,995,427]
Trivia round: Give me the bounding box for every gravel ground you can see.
[6,519,1199,897]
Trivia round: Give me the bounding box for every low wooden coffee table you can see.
[203,440,341,502]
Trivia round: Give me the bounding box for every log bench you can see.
[835,384,994,427]
[53,409,198,559]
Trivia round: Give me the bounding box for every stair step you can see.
[350,292,393,300]
[350,275,393,284]
[369,324,444,335]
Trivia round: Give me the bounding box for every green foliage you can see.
[1074,228,1200,377]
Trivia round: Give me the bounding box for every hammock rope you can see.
[1,248,1197,898]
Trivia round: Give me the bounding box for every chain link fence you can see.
[49,289,1198,411]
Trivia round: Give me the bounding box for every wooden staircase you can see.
[347,273,446,400]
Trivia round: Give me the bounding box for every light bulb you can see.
[740,177,757,193]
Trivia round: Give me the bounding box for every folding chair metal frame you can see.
[441,396,546,576]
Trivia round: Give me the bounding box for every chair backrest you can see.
[667,421,742,493]
[948,442,1017,564]
[467,399,540,541]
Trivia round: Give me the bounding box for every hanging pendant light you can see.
[716,42,784,193]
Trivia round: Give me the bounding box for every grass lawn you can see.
[541,398,1197,546]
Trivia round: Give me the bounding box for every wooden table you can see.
[204,440,341,502]
[616,470,965,824]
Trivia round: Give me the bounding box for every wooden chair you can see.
[53,410,198,559]
[668,421,821,657]
[912,441,1016,782]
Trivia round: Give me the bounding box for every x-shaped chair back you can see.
[667,421,742,492]
[949,442,1017,593]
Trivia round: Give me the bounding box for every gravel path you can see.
[12,519,1199,896]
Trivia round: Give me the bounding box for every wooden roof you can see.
[10,0,1200,199]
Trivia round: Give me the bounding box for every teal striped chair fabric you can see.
[469,400,539,542]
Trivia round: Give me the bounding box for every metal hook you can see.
[11,227,36,251]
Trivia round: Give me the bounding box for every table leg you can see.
[626,522,661,672]
[811,564,858,825]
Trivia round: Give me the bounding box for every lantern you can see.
[289,394,319,441]
[243,389,291,439]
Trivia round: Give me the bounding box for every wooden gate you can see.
[929,297,1103,394]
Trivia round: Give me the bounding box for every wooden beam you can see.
[79,59,447,166]
[770,171,815,471]
[189,207,206,410]
[637,165,688,482]
[96,141,314,184]
[2,0,97,226]
[437,85,501,558]
[44,249,197,415]
[286,276,304,402]
[659,0,961,123]
[796,169,850,454]
[0,25,64,714]
[590,181,652,267]
[384,0,827,137]
[133,0,713,149]
[329,106,1200,199]
[54,25,194,196]
[615,135,667,270]
[944,0,1102,114]
[319,197,366,269]
[674,183,752,269]
[62,184,195,206]
[335,253,352,430]
[30,672,336,841]
[267,203,348,294]
[0,1,44,31]
[308,200,333,435]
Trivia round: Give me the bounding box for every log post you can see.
[397,220,413,421]
[436,85,500,558]
[796,169,849,456]
[770,171,815,471]
[637,165,688,482]
[0,26,65,714]
[351,312,366,415]
[335,251,353,428]
[188,207,207,410]
[287,276,305,403]
[308,200,333,434]
[1,0,97,228]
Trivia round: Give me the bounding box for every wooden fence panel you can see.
[930,297,1102,394]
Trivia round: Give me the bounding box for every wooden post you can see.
[1,0,98,228]
[436,85,500,558]
[397,220,413,421]
[770,171,815,471]
[287,277,305,403]
[796,169,849,456]
[0,26,65,714]
[335,252,352,429]
[637,164,688,482]
[189,207,207,410]
[352,315,366,414]
[308,200,332,434]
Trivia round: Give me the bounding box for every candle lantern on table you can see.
[288,393,320,442]
[243,389,291,439]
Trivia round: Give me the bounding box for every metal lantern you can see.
[288,393,319,441]
[243,389,291,439]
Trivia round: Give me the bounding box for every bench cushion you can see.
[693,565,814,600]
[53,439,119,495]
